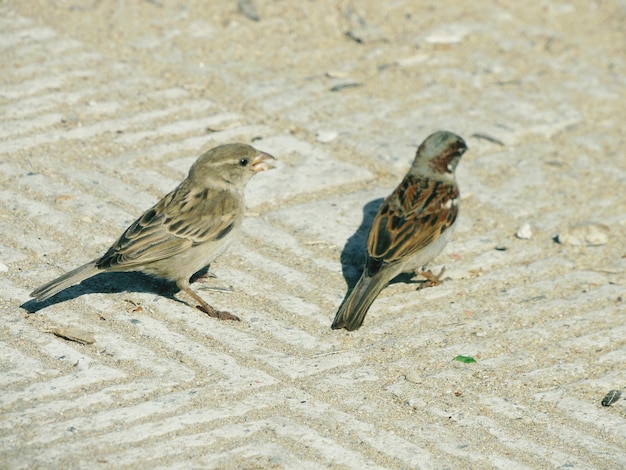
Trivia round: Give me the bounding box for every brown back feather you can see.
[367,174,458,274]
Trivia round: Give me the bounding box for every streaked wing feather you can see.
[367,175,458,268]
[97,186,239,270]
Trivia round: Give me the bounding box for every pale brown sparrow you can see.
[332,131,467,330]
[30,143,275,321]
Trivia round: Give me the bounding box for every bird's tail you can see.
[331,271,389,331]
[30,260,100,302]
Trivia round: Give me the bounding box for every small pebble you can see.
[601,389,621,407]
[405,370,422,384]
[516,223,533,240]
[0,262,8,272]
[556,223,610,246]
[395,54,430,67]
[424,24,474,44]
[316,131,338,143]
[237,0,259,21]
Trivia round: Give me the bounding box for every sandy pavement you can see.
[1,1,625,468]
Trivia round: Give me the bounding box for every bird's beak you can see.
[251,151,276,172]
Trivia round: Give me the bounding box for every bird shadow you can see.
[338,197,427,295]
[20,267,213,314]
[340,198,383,290]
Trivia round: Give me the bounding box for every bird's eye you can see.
[239,158,249,167]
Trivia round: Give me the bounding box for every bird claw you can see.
[217,310,240,321]
[416,267,446,289]
[196,304,240,321]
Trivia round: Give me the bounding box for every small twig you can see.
[578,267,623,275]
[312,347,362,357]
[330,82,362,92]
[304,240,332,246]
[471,133,505,146]
[197,285,234,293]
[46,326,95,345]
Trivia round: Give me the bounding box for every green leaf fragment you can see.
[453,355,476,363]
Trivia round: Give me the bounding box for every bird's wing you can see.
[96,186,240,270]
[367,174,459,273]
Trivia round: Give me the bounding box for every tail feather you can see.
[30,260,100,302]
[331,271,389,331]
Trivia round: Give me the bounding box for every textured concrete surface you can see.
[1,1,625,468]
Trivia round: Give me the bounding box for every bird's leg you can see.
[179,284,240,321]
[416,267,446,289]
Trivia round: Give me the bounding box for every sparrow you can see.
[30,143,275,321]
[331,131,467,331]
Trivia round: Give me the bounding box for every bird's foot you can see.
[196,304,240,321]
[182,286,240,321]
[416,267,446,289]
